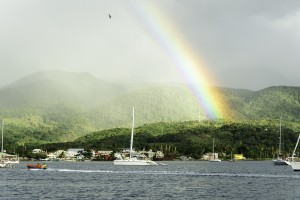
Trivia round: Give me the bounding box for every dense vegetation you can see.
[1,71,300,159]
[22,120,300,160]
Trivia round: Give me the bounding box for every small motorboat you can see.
[27,163,47,170]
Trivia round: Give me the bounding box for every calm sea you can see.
[1,161,300,200]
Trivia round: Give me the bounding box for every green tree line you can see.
[22,120,300,160]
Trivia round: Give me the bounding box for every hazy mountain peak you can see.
[5,70,100,89]
[0,70,127,109]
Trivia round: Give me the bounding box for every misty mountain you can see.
[0,70,128,109]
[1,70,300,148]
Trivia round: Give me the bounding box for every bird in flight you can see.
[109,14,111,19]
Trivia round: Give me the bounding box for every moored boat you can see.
[273,116,290,165]
[290,134,300,171]
[27,163,47,170]
[114,157,158,166]
[273,158,290,165]
[1,120,19,168]
[113,107,158,166]
[209,138,221,162]
[0,162,10,168]
[290,162,300,171]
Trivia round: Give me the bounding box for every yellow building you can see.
[233,154,245,160]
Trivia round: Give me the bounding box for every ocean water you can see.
[1,161,300,200]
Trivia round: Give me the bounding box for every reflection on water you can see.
[1,161,300,199]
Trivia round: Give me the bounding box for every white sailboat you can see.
[209,138,221,162]
[273,116,290,165]
[0,119,20,168]
[290,134,300,171]
[113,107,158,166]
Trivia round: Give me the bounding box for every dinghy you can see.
[27,163,47,170]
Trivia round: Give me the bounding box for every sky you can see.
[1,0,300,90]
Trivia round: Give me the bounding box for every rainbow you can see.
[130,2,224,119]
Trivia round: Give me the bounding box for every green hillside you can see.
[244,86,300,121]
[215,86,300,121]
[38,120,300,160]
[1,70,300,154]
[87,85,201,129]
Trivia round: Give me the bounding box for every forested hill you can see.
[251,86,300,120]
[0,70,300,150]
[28,120,300,160]
[217,86,300,121]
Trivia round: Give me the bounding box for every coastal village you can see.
[19,148,246,162]
[0,147,247,169]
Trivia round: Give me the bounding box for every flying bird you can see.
[109,14,111,19]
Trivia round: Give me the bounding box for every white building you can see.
[66,148,84,158]
[32,149,43,154]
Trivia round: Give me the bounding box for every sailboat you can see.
[0,119,19,168]
[273,116,290,165]
[209,138,221,162]
[290,133,300,171]
[113,107,158,166]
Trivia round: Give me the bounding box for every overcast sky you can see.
[1,0,300,90]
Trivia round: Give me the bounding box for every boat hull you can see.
[273,159,291,165]
[27,164,47,170]
[290,162,300,171]
[0,162,14,168]
[0,163,8,168]
[114,159,158,166]
[28,168,47,170]
[209,159,221,162]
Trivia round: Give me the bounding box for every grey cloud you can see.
[1,0,300,90]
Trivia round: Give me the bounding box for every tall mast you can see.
[279,115,282,155]
[213,138,215,159]
[1,119,3,153]
[292,134,300,160]
[129,107,134,158]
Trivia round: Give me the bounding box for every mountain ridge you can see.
[1,70,300,150]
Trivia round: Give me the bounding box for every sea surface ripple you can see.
[1,161,300,200]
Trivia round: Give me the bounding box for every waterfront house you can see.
[66,148,84,157]
[32,149,43,154]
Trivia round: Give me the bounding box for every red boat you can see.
[27,163,47,170]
